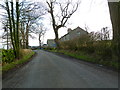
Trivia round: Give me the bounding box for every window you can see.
[77,32,80,35]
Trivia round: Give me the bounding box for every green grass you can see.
[0,49,2,75]
[0,49,2,62]
[2,51,35,73]
[49,50,119,70]
[0,49,1,57]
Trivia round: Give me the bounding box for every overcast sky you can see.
[0,0,113,48]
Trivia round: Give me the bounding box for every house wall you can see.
[60,27,88,41]
[47,39,56,47]
[62,34,70,41]
[69,27,88,40]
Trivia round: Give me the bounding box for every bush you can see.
[94,41,112,59]
[0,49,2,65]
[2,49,15,64]
[60,35,113,61]
[44,47,56,50]
[2,50,35,73]
[19,49,33,58]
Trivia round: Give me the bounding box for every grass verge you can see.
[2,51,35,74]
[49,49,119,70]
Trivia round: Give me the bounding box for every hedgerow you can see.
[2,49,15,64]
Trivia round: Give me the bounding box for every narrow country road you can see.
[3,50,118,88]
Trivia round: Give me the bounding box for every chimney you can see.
[67,28,72,33]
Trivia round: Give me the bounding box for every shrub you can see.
[2,50,35,73]
[19,49,33,58]
[44,47,56,50]
[0,49,2,64]
[94,41,112,59]
[2,49,15,64]
[60,35,112,61]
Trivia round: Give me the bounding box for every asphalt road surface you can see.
[3,50,118,88]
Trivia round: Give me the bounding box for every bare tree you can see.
[5,0,20,58]
[89,27,110,41]
[84,24,89,32]
[19,1,46,48]
[1,0,46,58]
[46,0,79,49]
[101,27,110,40]
[34,24,47,49]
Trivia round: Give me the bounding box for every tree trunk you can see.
[26,23,29,49]
[39,34,41,49]
[7,26,9,50]
[108,2,120,61]
[16,0,20,59]
[11,1,16,50]
[6,1,16,56]
[54,29,60,49]
[23,35,25,49]
[20,23,25,49]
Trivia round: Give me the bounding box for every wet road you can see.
[3,50,118,88]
